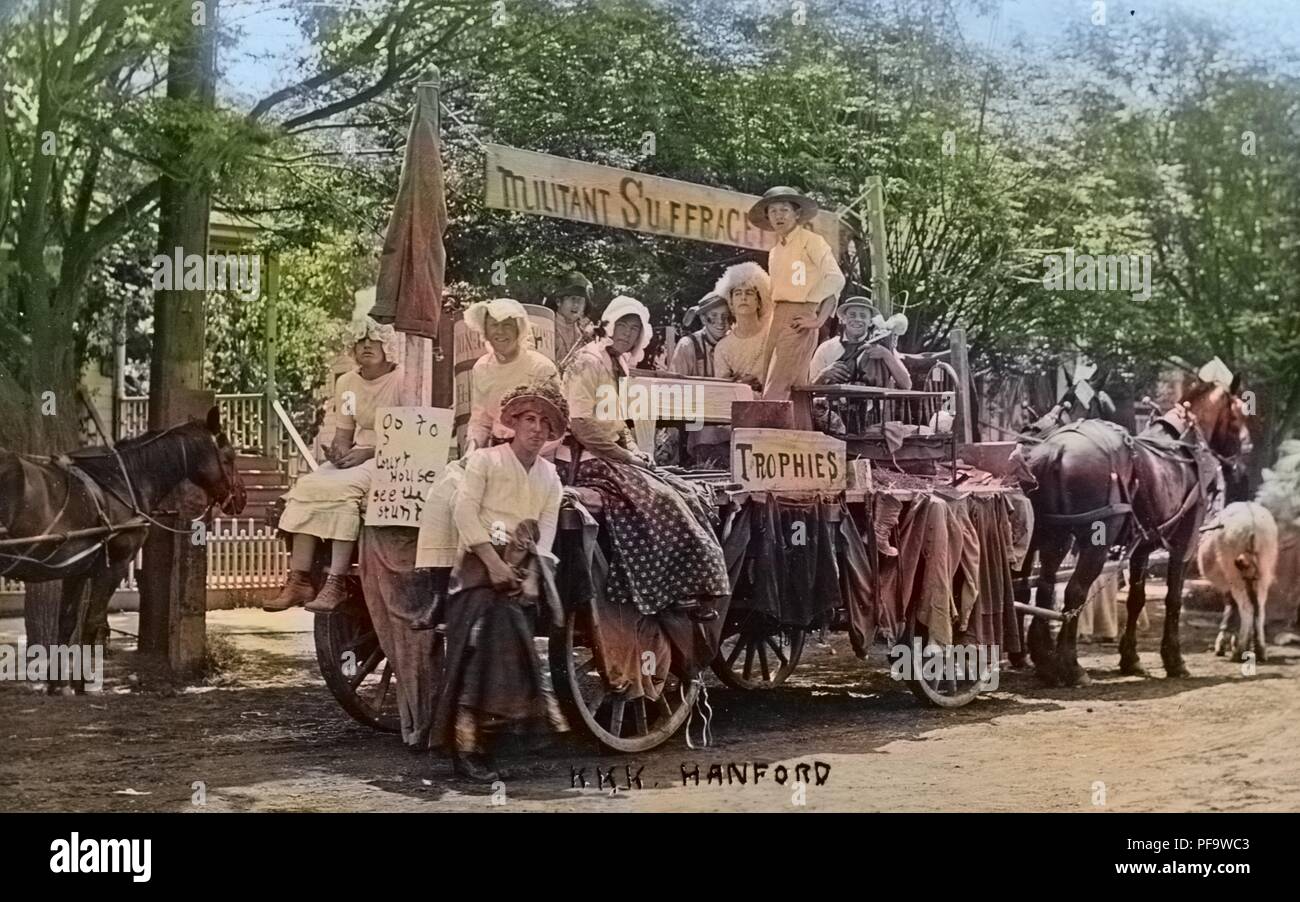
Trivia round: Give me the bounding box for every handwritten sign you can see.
[365,406,454,527]
[484,144,843,253]
[731,428,847,493]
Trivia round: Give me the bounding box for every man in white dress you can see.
[463,297,559,452]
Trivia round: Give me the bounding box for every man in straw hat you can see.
[809,296,912,389]
[433,380,569,782]
[463,298,559,453]
[670,292,729,377]
[748,186,845,401]
[549,270,595,366]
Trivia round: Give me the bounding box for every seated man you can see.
[433,381,568,782]
[550,270,594,371]
[464,298,559,453]
[670,292,731,467]
[267,316,411,613]
[808,296,912,389]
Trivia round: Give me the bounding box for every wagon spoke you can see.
[743,643,756,680]
[375,661,393,708]
[349,646,384,690]
[631,697,648,735]
[656,694,673,719]
[766,637,788,667]
[757,642,771,682]
[608,697,626,737]
[725,637,745,667]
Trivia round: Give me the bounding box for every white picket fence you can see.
[0,518,288,596]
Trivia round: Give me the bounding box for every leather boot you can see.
[305,574,351,613]
[264,571,316,612]
[453,753,500,784]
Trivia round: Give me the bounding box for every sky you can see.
[217,0,1300,109]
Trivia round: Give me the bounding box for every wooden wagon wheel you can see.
[711,610,806,690]
[548,608,698,753]
[902,624,996,709]
[313,581,404,733]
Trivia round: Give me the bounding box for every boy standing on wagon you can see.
[748,186,845,401]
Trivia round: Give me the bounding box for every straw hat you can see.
[499,380,569,437]
[682,293,729,329]
[747,186,819,231]
[837,296,879,317]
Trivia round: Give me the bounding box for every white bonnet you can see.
[345,315,401,362]
[599,295,652,365]
[465,298,531,342]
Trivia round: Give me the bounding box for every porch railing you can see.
[118,393,267,453]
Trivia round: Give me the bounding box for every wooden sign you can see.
[452,304,555,429]
[484,144,843,253]
[731,428,847,493]
[621,374,753,423]
[365,406,455,527]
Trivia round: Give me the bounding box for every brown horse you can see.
[1018,381,1247,685]
[0,407,245,661]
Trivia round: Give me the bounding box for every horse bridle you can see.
[76,423,240,531]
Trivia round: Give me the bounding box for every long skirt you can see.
[761,301,821,401]
[359,527,439,749]
[575,457,730,616]
[432,587,565,755]
[278,460,375,541]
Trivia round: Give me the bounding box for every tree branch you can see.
[245,4,402,124]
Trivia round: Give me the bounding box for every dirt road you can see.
[2,598,1297,813]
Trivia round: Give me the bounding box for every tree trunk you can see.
[139,0,219,677]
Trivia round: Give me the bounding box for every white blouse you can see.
[562,341,629,446]
[335,367,408,447]
[467,348,558,447]
[452,443,563,558]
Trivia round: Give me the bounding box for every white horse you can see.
[1198,501,1279,662]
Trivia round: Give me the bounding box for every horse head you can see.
[1181,378,1251,464]
[194,407,247,516]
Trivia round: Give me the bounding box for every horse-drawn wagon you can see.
[304,361,1033,753]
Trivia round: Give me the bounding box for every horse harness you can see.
[0,455,126,577]
[0,424,234,576]
[1038,416,1216,557]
